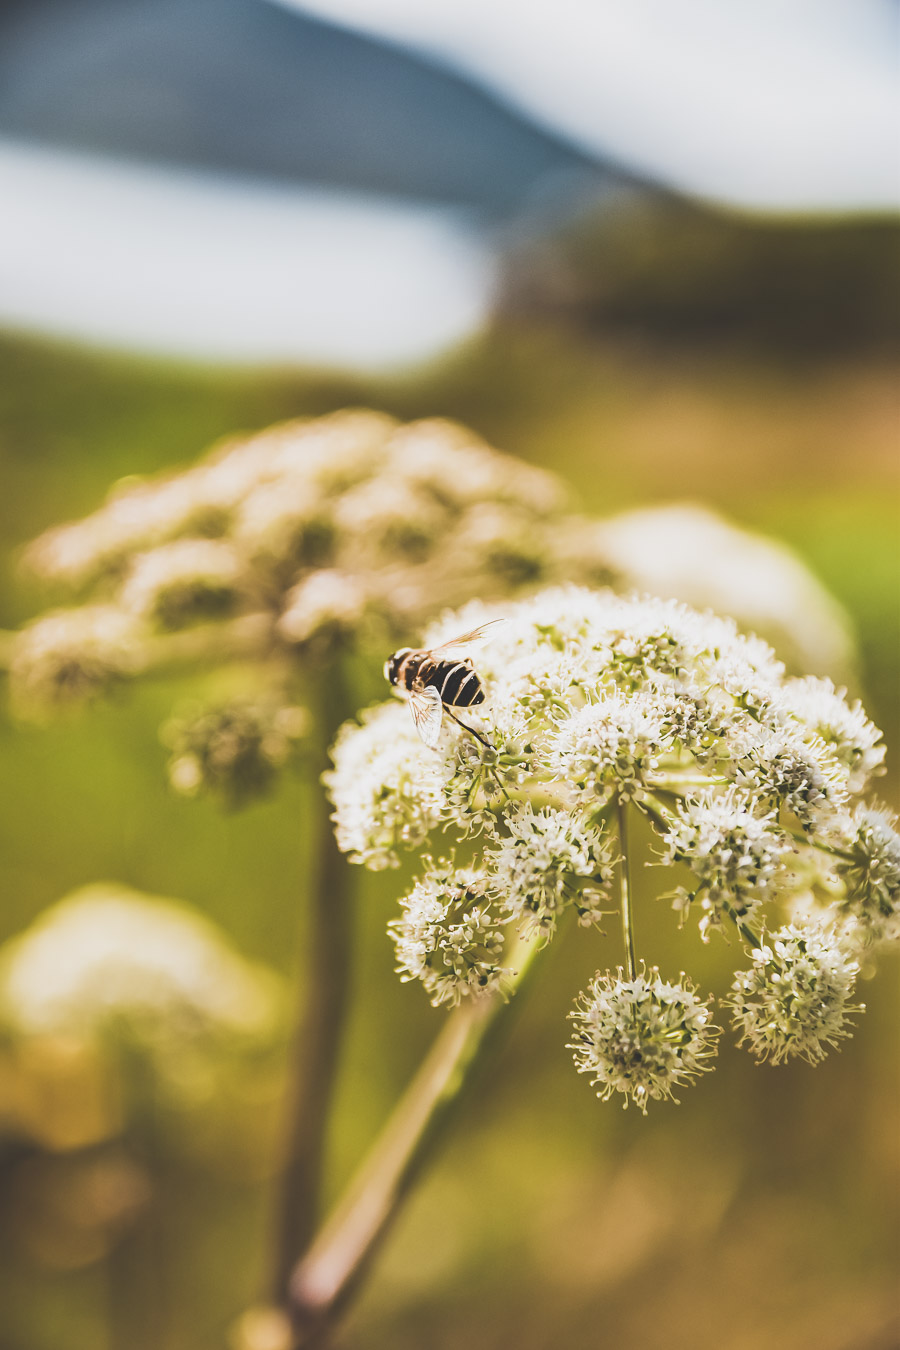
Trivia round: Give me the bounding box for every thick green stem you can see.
[272,663,354,1300]
[285,932,544,1347]
[616,797,637,980]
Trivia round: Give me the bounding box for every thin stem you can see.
[272,663,354,1301]
[616,796,637,980]
[285,931,544,1348]
[640,794,674,834]
[654,775,729,790]
[784,828,855,863]
[722,901,763,950]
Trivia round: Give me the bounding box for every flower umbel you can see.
[163,697,308,807]
[660,788,790,937]
[568,966,720,1113]
[832,804,900,944]
[729,921,862,1065]
[328,585,892,1109]
[487,804,614,935]
[0,886,282,1071]
[10,605,141,711]
[390,863,508,1007]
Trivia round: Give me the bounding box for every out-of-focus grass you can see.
[0,325,897,1350]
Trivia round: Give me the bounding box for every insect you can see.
[384,620,504,749]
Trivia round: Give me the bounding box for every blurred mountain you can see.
[0,0,610,215]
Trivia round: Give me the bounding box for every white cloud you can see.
[279,0,900,211]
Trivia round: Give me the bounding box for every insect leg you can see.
[443,705,492,750]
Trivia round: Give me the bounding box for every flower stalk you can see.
[285,930,543,1347]
[273,662,355,1299]
[616,796,637,980]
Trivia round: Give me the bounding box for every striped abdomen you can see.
[406,657,485,707]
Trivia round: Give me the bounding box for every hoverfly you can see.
[384,620,504,749]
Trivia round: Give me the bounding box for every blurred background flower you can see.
[0,887,286,1350]
[0,2,896,1348]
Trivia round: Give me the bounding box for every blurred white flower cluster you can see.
[0,886,283,1101]
[162,697,308,807]
[11,413,855,813]
[327,586,897,1111]
[15,410,571,682]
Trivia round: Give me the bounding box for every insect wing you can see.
[429,618,506,657]
[408,683,444,749]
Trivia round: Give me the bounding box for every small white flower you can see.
[277,570,370,648]
[729,921,862,1064]
[653,680,739,765]
[440,714,533,836]
[233,478,333,573]
[334,475,448,563]
[568,966,719,1112]
[487,804,614,934]
[0,886,281,1049]
[728,724,849,829]
[390,863,508,1006]
[162,697,308,807]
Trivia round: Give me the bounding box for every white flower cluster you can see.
[16,412,572,697]
[390,863,508,1006]
[326,703,444,870]
[328,585,896,1109]
[162,697,308,807]
[0,887,283,1078]
[661,788,789,936]
[548,693,666,806]
[568,966,720,1113]
[10,604,143,710]
[729,922,862,1065]
[486,804,614,935]
[118,537,246,630]
[833,805,900,943]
